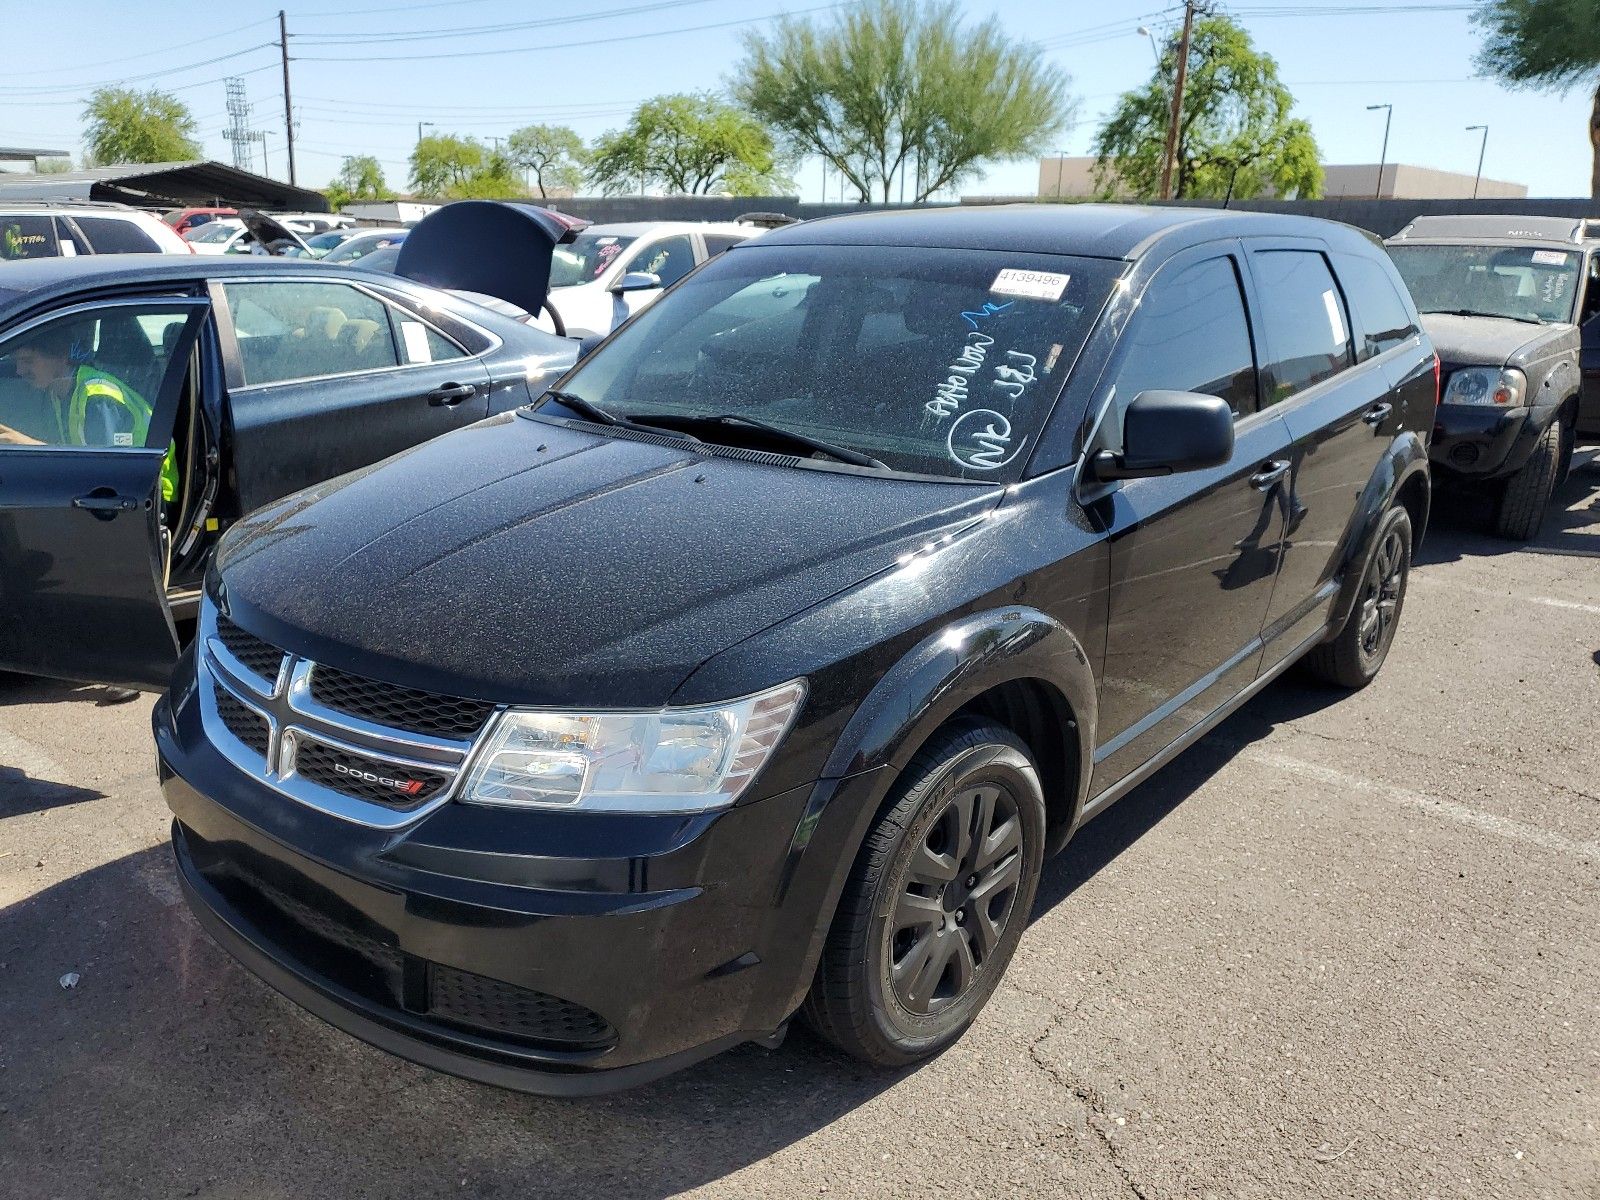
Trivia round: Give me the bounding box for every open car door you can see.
[0,296,210,689]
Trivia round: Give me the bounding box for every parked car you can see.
[2,201,191,259]
[1387,214,1596,539]
[285,228,370,260]
[320,227,408,264]
[184,211,323,257]
[163,207,239,237]
[0,214,581,689]
[154,204,1435,1095]
[540,219,766,337]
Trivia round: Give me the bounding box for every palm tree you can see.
[1475,0,1600,197]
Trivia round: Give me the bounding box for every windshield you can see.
[324,231,404,263]
[184,222,239,244]
[550,243,1122,481]
[1389,243,1581,324]
[550,232,637,288]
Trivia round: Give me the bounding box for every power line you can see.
[1,16,279,79]
[294,0,728,44]
[0,44,277,96]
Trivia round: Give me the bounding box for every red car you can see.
[163,207,238,236]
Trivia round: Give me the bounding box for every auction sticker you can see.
[991,268,1070,301]
[1532,249,1570,266]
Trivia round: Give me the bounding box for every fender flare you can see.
[1329,433,1431,634]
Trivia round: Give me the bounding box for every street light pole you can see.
[1137,25,1162,70]
[417,121,434,145]
[1054,147,1068,199]
[1367,103,1392,199]
[1467,124,1489,199]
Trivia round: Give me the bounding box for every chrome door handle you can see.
[1249,460,1290,491]
[1362,402,1393,426]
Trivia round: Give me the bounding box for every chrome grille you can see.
[309,665,496,739]
[197,599,495,829]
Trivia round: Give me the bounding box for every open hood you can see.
[395,201,589,324]
[237,209,312,257]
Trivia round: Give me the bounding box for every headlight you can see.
[459,679,806,813]
[1443,366,1525,407]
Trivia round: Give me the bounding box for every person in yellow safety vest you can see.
[0,327,178,503]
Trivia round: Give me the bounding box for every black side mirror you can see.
[1091,389,1235,481]
[608,271,662,295]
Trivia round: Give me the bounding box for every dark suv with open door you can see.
[155,205,1435,1094]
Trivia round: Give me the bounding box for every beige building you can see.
[1037,156,1527,202]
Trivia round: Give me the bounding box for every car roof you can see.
[0,255,368,319]
[1387,213,1591,247]
[753,202,1376,260]
[579,220,762,238]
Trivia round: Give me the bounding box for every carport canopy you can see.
[0,160,328,212]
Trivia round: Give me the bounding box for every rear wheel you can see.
[1303,506,1412,689]
[1495,417,1568,541]
[802,720,1046,1067]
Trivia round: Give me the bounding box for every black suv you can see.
[1387,214,1597,539]
[155,205,1435,1094]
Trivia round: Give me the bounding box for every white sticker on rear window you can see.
[400,320,432,364]
[990,268,1070,301]
[1321,288,1347,349]
[112,432,133,446]
[1532,249,1570,266]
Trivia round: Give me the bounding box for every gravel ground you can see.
[2,456,1597,1200]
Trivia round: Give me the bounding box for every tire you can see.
[1302,505,1412,690]
[801,719,1046,1067]
[1494,417,1568,541]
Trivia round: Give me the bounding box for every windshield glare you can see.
[550,233,637,288]
[1389,243,1581,324]
[553,243,1121,481]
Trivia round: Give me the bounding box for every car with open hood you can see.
[1387,214,1597,539]
[154,204,1436,1094]
[0,202,583,690]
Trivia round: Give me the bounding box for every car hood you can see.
[1419,312,1571,368]
[237,209,311,257]
[214,413,998,708]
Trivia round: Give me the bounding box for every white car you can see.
[0,202,190,259]
[541,220,771,337]
[183,213,330,256]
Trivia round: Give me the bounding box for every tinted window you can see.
[628,235,696,286]
[0,215,59,260]
[72,216,161,255]
[226,281,401,386]
[1253,250,1352,403]
[558,243,1122,480]
[1107,257,1258,435]
[550,233,635,287]
[702,233,748,256]
[1333,252,1416,360]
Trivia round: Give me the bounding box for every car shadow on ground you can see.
[0,673,1351,1198]
[1416,447,1600,565]
[0,670,142,710]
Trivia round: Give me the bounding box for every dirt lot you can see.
[2,458,1597,1200]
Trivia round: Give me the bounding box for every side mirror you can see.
[608,271,662,295]
[1091,389,1234,481]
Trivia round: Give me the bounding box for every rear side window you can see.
[1107,256,1259,429]
[72,216,161,255]
[702,234,747,256]
[1253,250,1352,403]
[1333,252,1417,360]
[226,281,401,386]
[1,215,60,260]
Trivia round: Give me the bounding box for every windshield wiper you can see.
[1422,307,1546,325]
[629,412,889,469]
[540,390,699,442]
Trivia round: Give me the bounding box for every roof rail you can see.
[733,211,799,229]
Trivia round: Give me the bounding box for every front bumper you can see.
[155,674,890,1095]
[1430,404,1532,479]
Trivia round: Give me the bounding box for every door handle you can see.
[428,383,477,406]
[72,490,137,513]
[1249,460,1291,491]
[1362,402,1393,427]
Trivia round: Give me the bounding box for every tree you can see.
[408,134,526,199]
[1475,0,1600,198]
[506,124,587,198]
[82,87,200,165]
[587,94,790,196]
[735,0,1071,203]
[1092,15,1321,202]
[325,155,390,209]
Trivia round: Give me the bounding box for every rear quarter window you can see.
[0,215,60,260]
[1333,251,1418,360]
[71,216,161,255]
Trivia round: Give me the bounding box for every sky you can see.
[1,0,1595,202]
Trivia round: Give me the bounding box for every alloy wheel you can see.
[1357,527,1406,659]
[887,783,1024,1016]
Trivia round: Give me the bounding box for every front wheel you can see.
[1495,416,1568,541]
[801,719,1046,1067]
[1302,505,1412,689]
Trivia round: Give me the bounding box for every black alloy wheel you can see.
[1303,505,1412,689]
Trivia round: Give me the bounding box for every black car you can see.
[0,207,579,689]
[1387,214,1597,539]
[155,204,1435,1094]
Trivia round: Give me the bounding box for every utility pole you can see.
[1467,124,1488,199]
[1157,1,1197,201]
[278,10,296,186]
